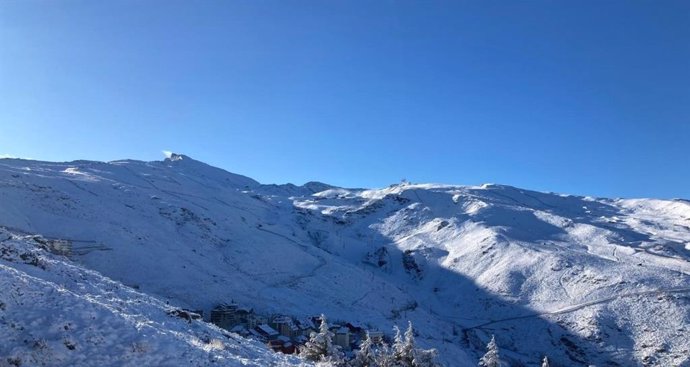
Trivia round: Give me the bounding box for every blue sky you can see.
[1,1,688,198]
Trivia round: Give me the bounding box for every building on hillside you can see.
[296,317,317,338]
[267,336,296,355]
[367,330,384,344]
[334,326,350,351]
[210,303,256,330]
[281,341,296,354]
[345,322,364,335]
[344,322,365,344]
[236,307,257,328]
[253,314,268,326]
[210,304,240,329]
[267,339,283,353]
[271,315,292,336]
[255,324,280,341]
[272,315,302,338]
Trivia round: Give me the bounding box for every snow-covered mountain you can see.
[1,155,689,366]
[0,228,304,367]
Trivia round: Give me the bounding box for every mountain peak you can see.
[160,153,260,188]
[166,152,186,162]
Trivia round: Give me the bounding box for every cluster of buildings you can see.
[209,303,385,355]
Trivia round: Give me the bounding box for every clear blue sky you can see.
[1,1,688,198]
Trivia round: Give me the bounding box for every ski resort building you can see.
[367,330,384,344]
[271,315,301,338]
[334,327,351,351]
[210,303,257,330]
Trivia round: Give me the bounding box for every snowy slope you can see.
[0,228,304,367]
[0,155,688,366]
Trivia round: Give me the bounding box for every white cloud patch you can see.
[162,150,173,158]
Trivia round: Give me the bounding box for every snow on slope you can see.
[0,228,303,367]
[0,156,689,366]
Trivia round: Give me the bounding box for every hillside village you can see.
[202,302,450,366]
[205,302,384,356]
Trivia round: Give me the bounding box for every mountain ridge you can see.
[0,155,689,366]
[6,154,687,201]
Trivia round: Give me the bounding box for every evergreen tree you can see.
[390,321,440,367]
[300,314,343,363]
[391,325,406,366]
[478,335,500,367]
[348,322,440,367]
[350,332,377,367]
[541,356,550,367]
[403,322,416,358]
[374,341,396,367]
[392,322,416,366]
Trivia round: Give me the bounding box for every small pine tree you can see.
[400,322,417,366]
[350,332,377,367]
[300,314,343,363]
[347,322,441,367]
[478,335,500,367]
[541,356,550,367]
[391,325,408,366]
[390,321,440,367]
[374,341,396,367]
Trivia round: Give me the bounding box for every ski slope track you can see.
[0,155,689,366]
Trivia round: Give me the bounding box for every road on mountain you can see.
[463,286,690,331]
